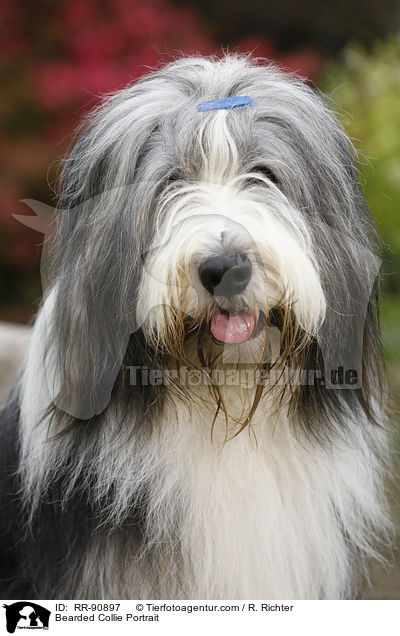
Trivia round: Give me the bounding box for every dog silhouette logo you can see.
[3,602,50,633]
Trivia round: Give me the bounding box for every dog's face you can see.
[132,63,329,370]
[136,157,326,366]
[50,55,382,424]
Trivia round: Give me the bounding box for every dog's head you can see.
[136,161,325,359]
[47,55,384,433]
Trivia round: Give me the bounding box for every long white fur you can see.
[19,318,390,598]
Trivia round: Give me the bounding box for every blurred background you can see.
[0,0,399,596]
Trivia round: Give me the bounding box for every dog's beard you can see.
[144,292,313,442]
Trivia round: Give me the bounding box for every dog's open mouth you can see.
[208,308,266,344]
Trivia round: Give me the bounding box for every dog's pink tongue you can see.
[210,311,255,344]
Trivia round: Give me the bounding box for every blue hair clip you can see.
[198,96,255,112]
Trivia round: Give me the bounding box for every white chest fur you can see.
[19,308,388,599]
[124,389,382,599]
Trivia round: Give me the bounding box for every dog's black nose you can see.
[199,253,252,296]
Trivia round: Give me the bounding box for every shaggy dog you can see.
[0,55,391,599]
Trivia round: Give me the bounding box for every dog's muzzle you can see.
[199,252,257,344]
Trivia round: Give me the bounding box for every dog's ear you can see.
[43,87,166,421]
[293,116,386,431]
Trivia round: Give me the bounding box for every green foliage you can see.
[320,37,400,293]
